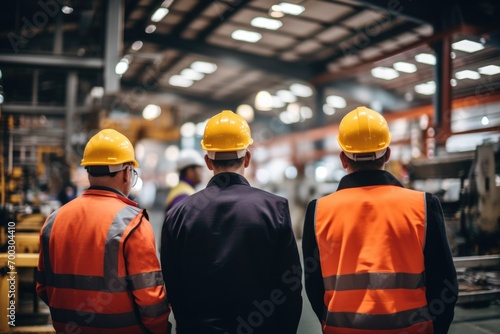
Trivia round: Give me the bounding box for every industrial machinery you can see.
[409,141,500,256]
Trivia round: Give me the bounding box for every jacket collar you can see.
[337,170,403,191]
[207,172,250,189]
[84,186,138,206]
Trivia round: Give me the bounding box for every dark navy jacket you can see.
[161,172,303,334]
[302,170,458,334]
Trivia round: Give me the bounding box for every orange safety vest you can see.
[315,185,433,334]
[36,188,170,334]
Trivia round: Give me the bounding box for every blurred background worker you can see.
[161,110,303,334]
[302,107,458,334]
[164,148,205,213]
[37,129,171,334]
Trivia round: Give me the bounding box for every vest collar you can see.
[337,170,403,191]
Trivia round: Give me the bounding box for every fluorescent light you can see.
[236,104,255,122]
[481,116,489,126]
[290,83,313,97]
[142,104,161,120]
[231,29,262,43]
[169,75,193,87]
[415,53,436,65]
[251,17,282,30]
[393,61,417,73]
[115,58,129,75]
[414,81,436,95]
[62,6,73,14]
[300,106,313,119]
[455,70,480,80]
[371,67,400,80]
[450,79,457,87]
[180,68,205,81]
[276,90,297,103]
[131,41,143,51]
[255,91,273,111]
[90,86,104,98]
[269,5,285,18]
[145,25,157,34]
[272,96,285,108]
[478,65,500,75]
[180,122,196,137]
[151,8,169,22]
[326,95,346,109]
[277,2,305,15]
[452,39,484,53]
[323,104,335,115]
[191,61,217,74]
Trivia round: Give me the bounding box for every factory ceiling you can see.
[0,0,499,139]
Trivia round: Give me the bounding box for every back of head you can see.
[201,110,254,161]
[81,128,139,173]
[337,106,391,162]
[176,149,204,172]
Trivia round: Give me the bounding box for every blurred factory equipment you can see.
[409,141,500,256]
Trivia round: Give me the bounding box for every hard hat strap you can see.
[206,149,247,160]
[344,149,386,161]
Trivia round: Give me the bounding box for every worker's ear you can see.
[204,154,214,171]
[384,147,391,162]
[340,151,349,169]
[244,150,251,168]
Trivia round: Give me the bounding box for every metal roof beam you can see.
[0,54,103,70]
[124,31,314,81]
[355,0,440,26]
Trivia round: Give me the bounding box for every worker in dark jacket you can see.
[302,107,458,334]
[161,110,303,334]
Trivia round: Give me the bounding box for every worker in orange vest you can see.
[161,110,303,333]
[302,107,458,333]
[37,129,171,334]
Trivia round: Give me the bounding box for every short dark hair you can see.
[87,170,119,178]
[210,157,244,169]
[179,165,200,178]
[345,153,386,172]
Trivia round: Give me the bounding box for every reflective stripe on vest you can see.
[315,185,433,333]
[39,205,166,329]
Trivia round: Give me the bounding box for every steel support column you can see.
[65,72,78,165]
[433,36,452,149]
[314,86,326,128]
[104,0,123,94]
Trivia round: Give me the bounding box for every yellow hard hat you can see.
[201,110,253,159]
[81,129,139,168]
[337,106,391,157]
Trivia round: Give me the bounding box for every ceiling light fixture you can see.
[145,25,157,34]
[169,75,193,87]
[142,104,161,120]
[277,90,297,103]
[61,6,73,14]
[251,17,283,30]
[414,81,436,95]
[255,91,273,111]
[277,2,305,15]
[191,61,217,74]
[131,41,143,51]
[393,61,417,73]
[115,58,130,75]
[269,5,285,18]
[326,95,346,109]
[180,68,205,81]
[371,67,400,80]
[415,53,436,65]
[290,83,313,97]
[300,106,313,119]
[455,70,480,80]
[452,39,484,53]
[478,65,500,76]
[231,29,262,43]
[272,96,286,108]
[236,104,255,122]
[323,104,335,115]
[151,8,169,22]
